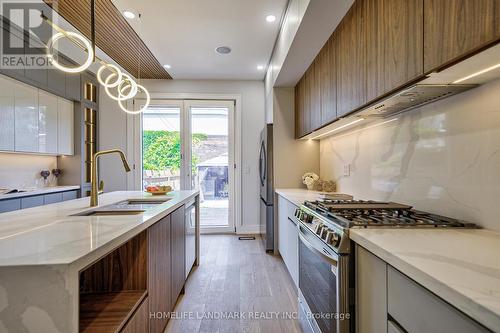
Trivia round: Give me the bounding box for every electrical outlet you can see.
[343,164,350,176]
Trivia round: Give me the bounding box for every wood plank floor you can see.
[164,235,302,333]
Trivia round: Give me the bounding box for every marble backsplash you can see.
[0,153,58,189]
[320,78,500,231]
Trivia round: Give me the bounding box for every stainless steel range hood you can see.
[355,84,477,119]
[303,43,500,140]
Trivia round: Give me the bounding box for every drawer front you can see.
[121,297,148,333]
[0,199,21,213]
[387,266,490,333]
[21,195,44,209]
[62,190,78,201]
[44,192,63,204]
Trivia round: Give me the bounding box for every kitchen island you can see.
[0,190,199,333]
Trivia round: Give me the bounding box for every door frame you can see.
[128,93,242,234]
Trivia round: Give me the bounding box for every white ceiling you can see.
[112,0,288,80]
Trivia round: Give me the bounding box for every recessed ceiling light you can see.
[257,65,265,70]
[123,10,135,19]
[265,15,276,23]
[163,64,171,69]
[215,46,232,54]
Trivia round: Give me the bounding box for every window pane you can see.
[191,107,229,227]
[142,106,181,190]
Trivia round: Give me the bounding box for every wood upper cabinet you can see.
[424,0,500,73]
[336,1,367,118]
[365,0,424,101]
[319,36,337,126]
[308,59,322,131]
[294,76,309,138]
[171,205,186,306]
[148,214,172,333]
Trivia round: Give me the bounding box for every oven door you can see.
[298,223,350,333]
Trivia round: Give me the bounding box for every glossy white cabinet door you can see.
[0,76,15,151]
[14,82,39,152]
[57,98,74,155]
[38,90,58,153]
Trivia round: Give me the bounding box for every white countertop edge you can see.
[0,186,81,200]
[350,231,500,332]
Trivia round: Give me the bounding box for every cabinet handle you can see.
[287,216,297,226]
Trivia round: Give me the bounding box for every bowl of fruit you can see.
[145,185,172,195]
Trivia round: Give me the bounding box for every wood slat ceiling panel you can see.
[44,0,171,79]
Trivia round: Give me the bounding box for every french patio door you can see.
[139,99,235,233]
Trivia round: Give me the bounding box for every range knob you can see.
[326,231,341,247]
[320,227,330,240]
[314,223,324,235]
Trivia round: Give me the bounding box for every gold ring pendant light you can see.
[42,1,150,114]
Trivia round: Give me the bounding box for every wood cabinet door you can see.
[148,215,172,333]
[319,36,337,126]
[309,59,322,131]
[171,205,186,306]
[424,0,499,73]
[302,66,313,135]
[366,0,424,101]
[294,77,307,138]
[336,1,367,118]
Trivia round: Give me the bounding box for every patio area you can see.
[200,198,229,227]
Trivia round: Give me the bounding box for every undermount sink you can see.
[72,198,171,217]
[79,210,145,216]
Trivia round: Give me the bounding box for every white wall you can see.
[99,79,265,234]
[320,78,500,232]
[273,87,319,188]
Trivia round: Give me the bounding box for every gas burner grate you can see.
[303,200,476,228]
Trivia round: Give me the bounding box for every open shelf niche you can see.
[79,231,148,333]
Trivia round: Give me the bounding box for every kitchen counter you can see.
[275,188,350,206]
[350,228,500,332]
[0,185,80,200]
[0,190,199,332]
[0,190,197,267]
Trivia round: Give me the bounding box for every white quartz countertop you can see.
[350,228,500,332]
[0,185,80,200]
[0,190,198,268]
[275,188,328,206]
[275,188,352,206]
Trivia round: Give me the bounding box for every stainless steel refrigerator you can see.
[259,124,274,252]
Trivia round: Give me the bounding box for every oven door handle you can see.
[298,227,338,267]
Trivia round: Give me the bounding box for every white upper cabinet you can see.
[0,76,15,151]
[0,73,74,155]
[38,90,58,154]
[57,98,74,155]
[14,82,39,152]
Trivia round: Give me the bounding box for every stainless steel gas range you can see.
[292,199,477,333]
